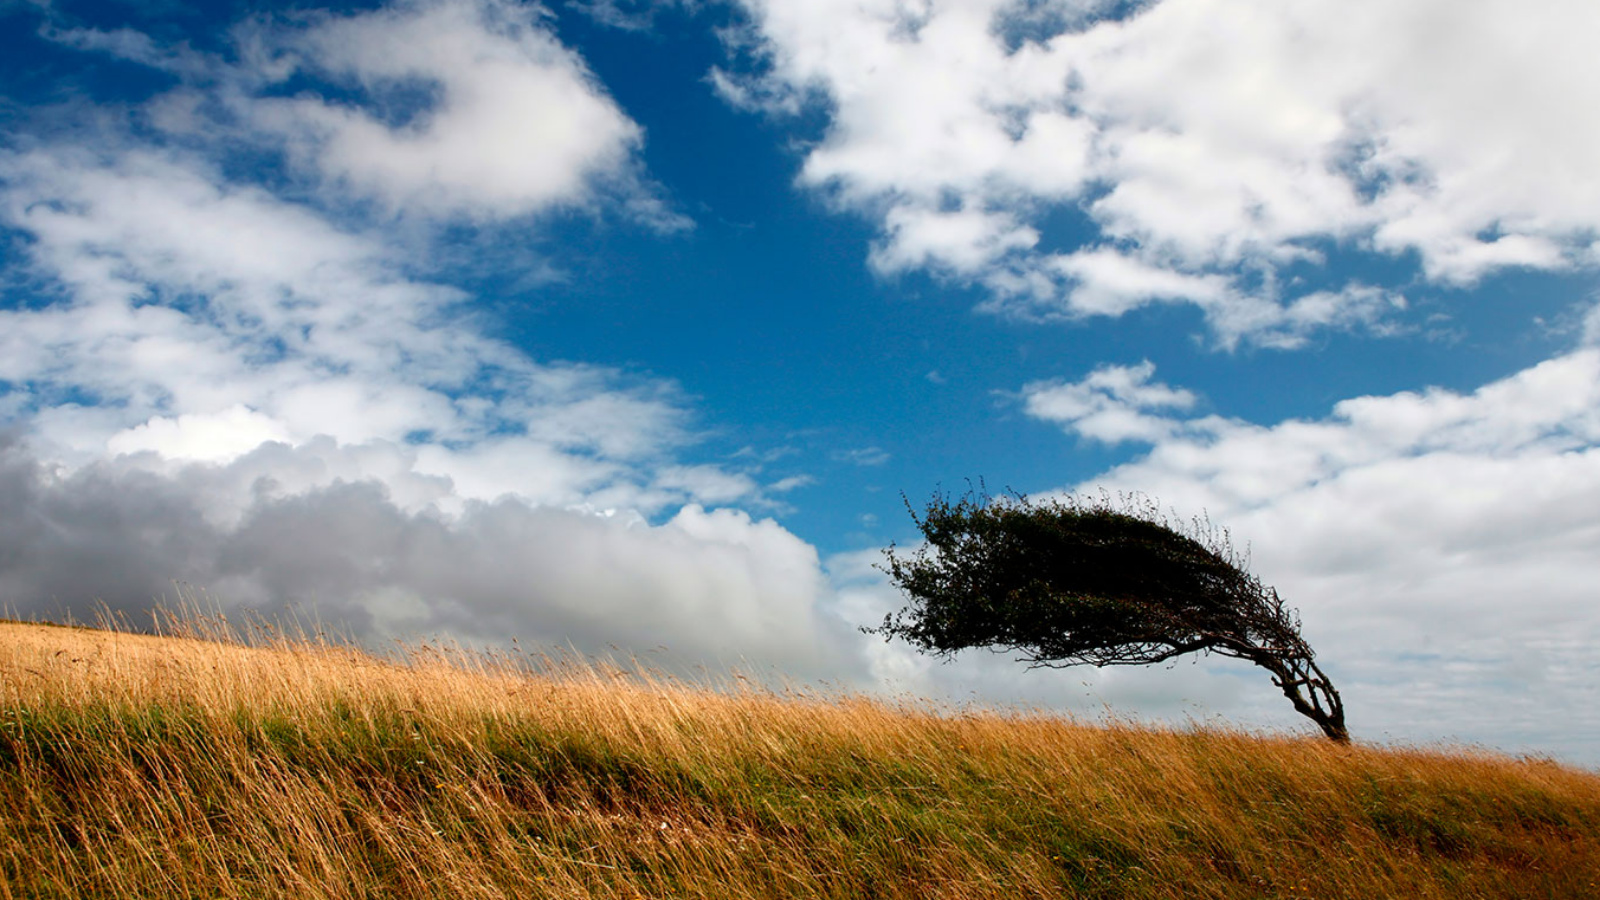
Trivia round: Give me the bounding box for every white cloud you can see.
[107,406,293,463]
[411,438,622,511]
[723,0,1600,344]
[1019,351,1600,759]
[1021,360,1198,444]
[833,445,891,466]
[0,147,509,456]
[652,464,763,505]
[1039,247,1234,317]
[42,25,209,76]
[870,205,1038,276]
[236,0,673,224]
[1584,300,1600,346]
[569,0,703,31]
[768,474,815,493]
[47,0,678,227]
[0,137,789,519]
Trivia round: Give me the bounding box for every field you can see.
[2,617,1597,899]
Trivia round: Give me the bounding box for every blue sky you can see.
[3,0,1599,764]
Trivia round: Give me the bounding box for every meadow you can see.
[2,615,1597,899]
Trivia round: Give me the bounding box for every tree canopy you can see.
[870,490,1348,742]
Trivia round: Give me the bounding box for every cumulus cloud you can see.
[1041,249,1234,319]
[870,205,1039,277]
[244,0,677,223]
[720,0,1600,345]
[1021,360,1198,445]
[1019,351,1600,759]
[0,144,695,506]
[107,406,294,463]
[48,0,679,227]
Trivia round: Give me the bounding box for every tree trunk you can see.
[1260,654,1349,743]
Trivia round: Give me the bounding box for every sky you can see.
[2,0,1598,765]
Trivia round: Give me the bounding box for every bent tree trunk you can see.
[1258,654,1348,743]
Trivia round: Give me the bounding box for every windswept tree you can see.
[869,490,1349,743]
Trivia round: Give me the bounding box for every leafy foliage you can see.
[872,490,1349,742]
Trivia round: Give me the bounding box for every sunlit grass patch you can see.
[1,616,1597,899]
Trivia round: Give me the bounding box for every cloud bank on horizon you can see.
[1,0,1597,763]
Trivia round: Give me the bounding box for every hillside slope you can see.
[2,619,1597,899]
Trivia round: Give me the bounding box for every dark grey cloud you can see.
[0,437,865,682]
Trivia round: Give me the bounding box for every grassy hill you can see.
[1,618,1597,899]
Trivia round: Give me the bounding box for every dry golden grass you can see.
[2,616,1597,899]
